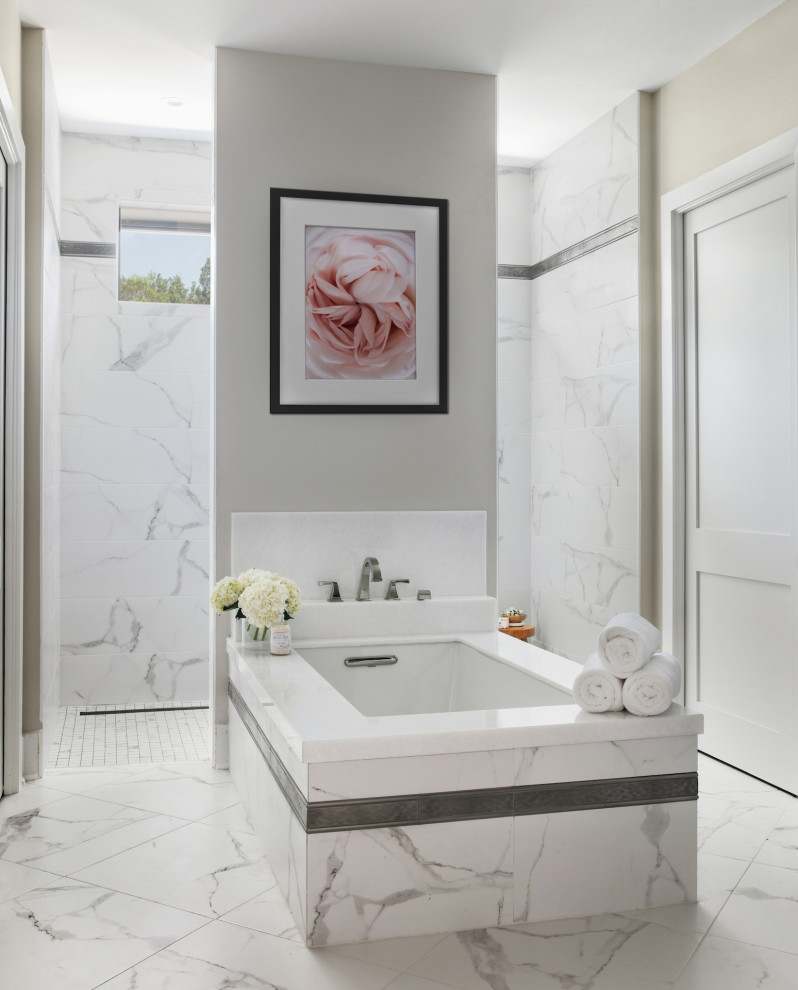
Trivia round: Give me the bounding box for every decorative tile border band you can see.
[498,216,639,281]
[60,240,116,258]
[229,680,698,834]
[228,680,307,824]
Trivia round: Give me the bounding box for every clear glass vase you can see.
[242,622,270,648]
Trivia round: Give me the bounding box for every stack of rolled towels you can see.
[573,612,682,717]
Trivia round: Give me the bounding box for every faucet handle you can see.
[318,580,343,602]
[384,579,410,601]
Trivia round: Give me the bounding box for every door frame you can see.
[0,71,25,796]
[661,127,798,676]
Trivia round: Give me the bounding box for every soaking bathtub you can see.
[227,630,702,947]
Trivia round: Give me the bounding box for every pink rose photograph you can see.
[305,225,417,381]
[271,187,447,414]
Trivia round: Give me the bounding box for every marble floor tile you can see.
[0,859,58,905]
[326,932,448,973]
[697,754,795,809]
[384,975,458,990]
[709,861,798,954]
[0,793,187,876]
[408,915,700,990]
[220,884,303,942]
[0,782,78,821]
[44,766,148,794]
[74,821,275,919]
[620,851,748,934]
[97,919,402,990]
[200,802,256,835]
[673,934,798,989]
[0,877,206,990]
[697,793,785,860]
[81,762,239,819]
[755,802,798,871]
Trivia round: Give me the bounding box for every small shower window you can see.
[118,206,211,304]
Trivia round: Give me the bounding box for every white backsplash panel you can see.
[231,510,487,603]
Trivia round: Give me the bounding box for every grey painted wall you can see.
[213,49,497,743]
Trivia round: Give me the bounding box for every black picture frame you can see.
[270,187,448,414]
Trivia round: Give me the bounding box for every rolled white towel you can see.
[573,652,624,713]
[597,613,661,678]
[622,652,682,717]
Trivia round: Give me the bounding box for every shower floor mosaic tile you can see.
[47,702,210,768]
[0,754,795,989]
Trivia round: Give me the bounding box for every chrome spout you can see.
[356,556,382,601]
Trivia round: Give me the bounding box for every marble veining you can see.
[2,754,794,988]
[61,595,210,656]
[525,99,641,661]
[60,539,209,599]
[530,95,639,265]
[229,632,700,946]
[61,484,209,543]
[306,819,515,946]
[62,314,210,373]
[60,652,209,705]
[59,134,211,709]
[0,877,206,990]
[497,167,533,614]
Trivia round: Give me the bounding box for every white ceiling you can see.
[17,0,785,163]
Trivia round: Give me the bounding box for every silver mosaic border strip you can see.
[228,680,308,827]
[498,216,639,281]
[229,680,698,834]
[60,240,116,258]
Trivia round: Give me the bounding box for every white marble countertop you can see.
[228,631,704,764]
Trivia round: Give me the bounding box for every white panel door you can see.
[684,166,798,793]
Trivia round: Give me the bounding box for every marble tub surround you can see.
[229,634,700,765]
[231,510,487,604]
[59,133,211,707]
[228,633,701,946]
[0,754,794,989]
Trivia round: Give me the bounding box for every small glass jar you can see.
[270,621,291,655]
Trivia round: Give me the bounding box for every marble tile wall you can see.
[59,134,212,705]
[528,95,641,661]
[41,45,62,759]
[530,94,639,265]
[497,166,532,620]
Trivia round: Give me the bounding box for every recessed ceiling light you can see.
[160,96,185,108]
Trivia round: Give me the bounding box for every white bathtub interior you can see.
[296,640,572,716]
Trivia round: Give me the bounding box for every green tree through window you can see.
[119,257,210,304]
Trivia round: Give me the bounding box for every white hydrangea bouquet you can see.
[211,568,302,642]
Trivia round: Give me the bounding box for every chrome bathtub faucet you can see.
[318,580,343,602]
[356,556,382,601]
[384,579,409,600]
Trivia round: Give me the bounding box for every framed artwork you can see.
[270,187,448,414]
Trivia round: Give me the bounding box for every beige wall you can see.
[655,0,798,197]
[214,49,497,732]
[21,28,44,737]
[0,0,21,119]
[21,29,62,762]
